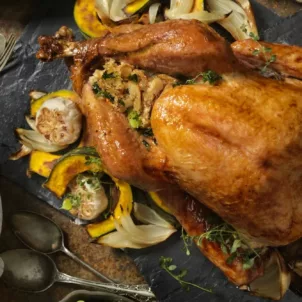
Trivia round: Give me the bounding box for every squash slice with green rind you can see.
[44,147,102,198]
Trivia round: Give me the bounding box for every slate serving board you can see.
[0,1,302,301]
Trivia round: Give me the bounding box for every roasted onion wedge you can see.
[245,250,291,301]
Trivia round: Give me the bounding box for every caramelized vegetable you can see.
[44,147,102,197]
[87,179,133,238]
[28,150,61,178]
[31,90,79,117]
[124,0,151,16]
[74,0,108,38]
[148,191,173,215]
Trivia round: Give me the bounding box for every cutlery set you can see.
[0,211,156,302]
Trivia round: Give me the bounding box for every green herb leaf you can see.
[63,193,82,209]
[263,47,272,53]
[85,156,102,167]
[252,49,260,56]
[61,198,73,211]
[230,239,241,254]
[249,32,259,41]
[220,244,228,255]
[128,74,139,83]
[168,265,177,271]
[243,257,255,270]
[201,70,222,85]
[102,71,116,79]
[127,109,141,129]
[240,23,248,34]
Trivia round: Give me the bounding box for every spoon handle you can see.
[56,271,156,301]
[62,246,114,284]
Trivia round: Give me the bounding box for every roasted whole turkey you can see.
[36,19,302,299]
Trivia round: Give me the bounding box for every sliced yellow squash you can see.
[28,151,61,178]
[148,191,173,215]
[124,0,151,16]
[87,179,133,238]
[44,147,102,198]
[30,90,79,118]
[74,0,108,38]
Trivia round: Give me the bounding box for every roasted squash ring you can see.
[74,0,108,38]
[44,147,102,198]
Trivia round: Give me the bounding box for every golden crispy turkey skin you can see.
[151,73,302,246]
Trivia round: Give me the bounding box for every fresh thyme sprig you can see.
[181,223,261,270]
[181,227,193,256]
[159,256,212,293]
[240,23,277,74]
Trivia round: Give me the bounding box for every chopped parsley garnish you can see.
[62,193,82,210]
[102,71,116,79]
[85,156,102,168]
[92,82,115,103]
[127,109,141,129]
[159,256,212,293]
[142,140,150,151]
[128,74,139,83]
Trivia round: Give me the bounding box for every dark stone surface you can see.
[0,0,302,301]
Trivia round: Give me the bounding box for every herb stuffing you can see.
[159,256,212,293]
[92,82,115,103]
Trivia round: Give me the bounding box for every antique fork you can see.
[0,34,16,72]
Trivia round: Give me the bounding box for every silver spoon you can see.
[11,211,114,283]
[0,249,155,301]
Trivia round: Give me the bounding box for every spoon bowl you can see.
[0,249,56,292]
[11,211,114,283]
[11,211,62,254]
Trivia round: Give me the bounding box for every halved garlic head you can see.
[64,174,108,221]
[36,97,82,146]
